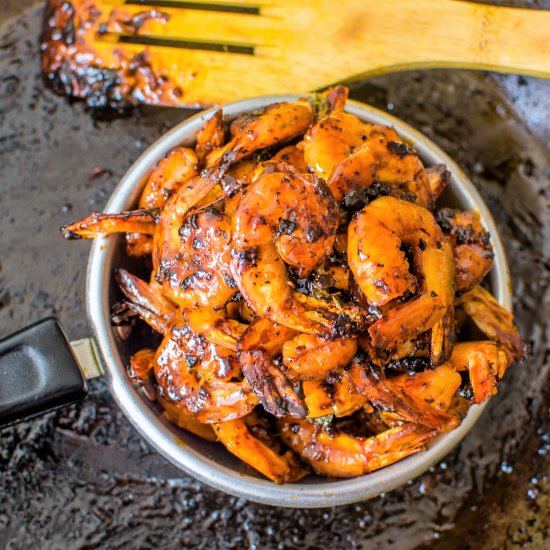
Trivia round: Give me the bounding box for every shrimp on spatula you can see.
[63,86,524,483]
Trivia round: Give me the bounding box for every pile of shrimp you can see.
[62,86,524,483]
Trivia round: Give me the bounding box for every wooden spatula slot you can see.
[42,0,550,108]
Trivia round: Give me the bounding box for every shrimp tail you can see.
[61,209,158,239]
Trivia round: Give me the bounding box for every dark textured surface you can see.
[1,4,549,549]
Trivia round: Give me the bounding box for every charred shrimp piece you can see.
[158,396,218,442]
[154,320,257,423]
[139,146,199,210]
[237,317,306,418]
[232,166,369,337]
[61,209,157,239]
[327,134,432,208]
[303,372,368,418]
[302,109,375,178]
[436,208,494,293]
[349,359,458,431]
[227,100,314,153]
[457,285,525,361]
[116,269,176,335]
[390,364,462,413]
[279,417,436,478]
[348,196,454,350]
[282,334,357,381]
[195,109,225,162]
[154,207,236,309]
[446,341,511,404]
[184,307,247,351]
[213,418,307,483]
[429,238,456,365]
[128,348,157,385]
[271,144,309,173]
[128,349,221,440]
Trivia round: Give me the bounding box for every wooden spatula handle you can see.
[329,0,550,80]
[439,1,550,77]
[381,0,550,77]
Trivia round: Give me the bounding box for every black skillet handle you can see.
[0,317,89,430]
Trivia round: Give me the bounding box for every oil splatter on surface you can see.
[0,4,549,549]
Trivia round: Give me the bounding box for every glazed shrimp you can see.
[184,307,247,351]
[271,144,309,173]
[138,146,199,209]
[130,345,219,441]
[232,166,369,337]
[155,208,236,309]
[457,285,524,360]
[128,348,156,384]
[154,102,315,306]
[348,196,454,350]
[279,418,436,478]
[446,341,511,404]
[154,320,257,423]
[213,418,307,483]
[282,334,357,381]
[303,372,368,418]
[237,317,306,418]
[159,396,217,441]
[349,359,458,430]
[227,100,314,152]
[195,109,225,162]
[302,110,374,178]
[390,364,462,413]
[61,209,157,239]
[116,268,176,334]
[327,134,432,208]
[436,208,494,293]
[429,238,456,365]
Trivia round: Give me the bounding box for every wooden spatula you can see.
[42,0,550,108]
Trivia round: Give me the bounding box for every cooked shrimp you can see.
[390,364,462,412]
[446,341,510,404]
[436,208,494,293]
[116,268,176,334]
[327,134,432,208]
[213,418,307,483]
[128,348,156,384]
[195,109,225,161]
[271,144,309,173]
[302,110,374,178]
[155,208,236,309]
[426,164,451,201]
[159,396,217,441]
[348,196,454,349]
[237,317,306,418]
[154,102,316,306]
[457,285,524,360]
[232,166,369,337]
[138,147,198,209]
[228,100,314,152]
[429,238,456,365]
[349,359,458,430]
[303,372,367,418]
[61,209,157,239]
[154,321,257,423]
[279,418,436,478]
[282,334,357,381]
[184,307,247,351]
